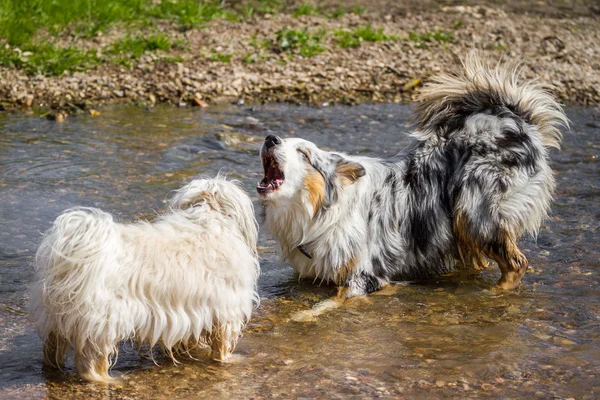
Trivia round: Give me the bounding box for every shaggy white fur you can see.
[29,177,259,383]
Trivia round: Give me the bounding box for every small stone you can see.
[113,90,124,98]
[559,338,576,345]
[24,94,34,107]
[539,250,550,256]
[89,109,100,116]
[47,112,65,122]
[435,380,445,387]
[345,376,358,382]
[192,97,209,107]
[148,93,156,104]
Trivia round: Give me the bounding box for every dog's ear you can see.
[169,184,206,210]
[305,151,364,213]
[210,181,259,253]
[336,159,365,187]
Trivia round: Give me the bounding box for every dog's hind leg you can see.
[454,215,489,272]
[486,234,528,290]
[43,332,68,368]
[209,325,233,362]
[455,213,528,289]
[75,342,117,384]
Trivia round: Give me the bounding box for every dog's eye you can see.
[297,149,309,162]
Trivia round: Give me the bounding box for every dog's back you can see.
[401,54,567,289]
[30,207,118,338]
[30,178,260,382]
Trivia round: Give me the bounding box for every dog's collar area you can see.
[297,245,312,259]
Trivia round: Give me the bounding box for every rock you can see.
[402,77,421,91]
[89,109,100,116]
[47,112,66,122]
[192,97,209,107]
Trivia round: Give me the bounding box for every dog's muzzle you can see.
[264,134,282,150]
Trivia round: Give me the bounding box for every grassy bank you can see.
[0,1,598,108]
[0,0,371,75]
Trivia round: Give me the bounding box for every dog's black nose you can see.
[264,134,282,150]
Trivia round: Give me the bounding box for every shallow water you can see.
[0,104,598,399]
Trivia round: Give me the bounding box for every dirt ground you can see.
[0,0,598,112]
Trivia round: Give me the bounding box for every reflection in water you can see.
[0,105,598,398]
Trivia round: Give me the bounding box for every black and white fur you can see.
[257,54,567,299]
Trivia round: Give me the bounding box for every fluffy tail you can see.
[30,208,118,341]
[416,53,568,148]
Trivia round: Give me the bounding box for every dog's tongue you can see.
[258,162,284,189]
[258,177,272,189]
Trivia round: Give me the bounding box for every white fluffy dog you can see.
[29,177,260,383]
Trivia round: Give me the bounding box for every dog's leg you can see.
[290,273,386,322]
[455,212,527,289]
[454,215,489,271]
[209,325,233,362]
[43,332,68,368]
[75,343,117,384]
[457,245,489,271]
[487,236,529,290]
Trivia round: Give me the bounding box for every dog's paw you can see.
[290,298,341,322]
[211,352,244,364]
[371,284,404,296]
[290,309,319,322]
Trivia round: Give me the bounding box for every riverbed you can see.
[0,104,598,398]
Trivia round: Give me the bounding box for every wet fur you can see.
[259,54,567,298]
[30,177,259,383]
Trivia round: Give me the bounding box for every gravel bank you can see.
[0,5,598,111]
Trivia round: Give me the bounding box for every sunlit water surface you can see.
[0,104,598,399]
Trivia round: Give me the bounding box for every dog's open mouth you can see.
[257,153,284,195]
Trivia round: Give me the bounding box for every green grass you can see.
[408,30,453,48]
[292,3,319,17]
[147,0,239,29]
[209,51,232,63]
[0,0,280,48]
[274,29,325,57]
[335,25,396,48]
[109,34,175,59]
[0,44,99,75]
[0,0,369,75]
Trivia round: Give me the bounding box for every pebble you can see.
[192,97,209,107]
[0,7,598,109]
